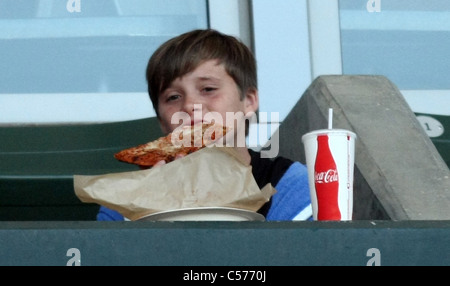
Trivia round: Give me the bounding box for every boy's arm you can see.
[97,206,124,221]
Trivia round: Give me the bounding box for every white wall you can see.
[251,0,312,123]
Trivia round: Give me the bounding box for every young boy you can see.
[97,29,312,221]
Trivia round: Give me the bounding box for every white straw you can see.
[328,108,333,129]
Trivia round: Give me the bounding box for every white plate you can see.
[138,207,265,221]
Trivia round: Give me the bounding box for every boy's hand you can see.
[139,153,186,169]
[153,160,166,167]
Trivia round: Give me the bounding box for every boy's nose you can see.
[182,97,202,115]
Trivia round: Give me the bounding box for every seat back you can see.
[414,113,450,169]
[0,117,163,221]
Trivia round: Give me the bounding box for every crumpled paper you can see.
[74,147,276,220]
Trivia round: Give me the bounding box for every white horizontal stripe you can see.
[0,17,198,39]
[340,10,450,31]
[0,92,155,124]
[401,90,450,116]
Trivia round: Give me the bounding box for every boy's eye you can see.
[166,94,180,102]
[202,87,217,93]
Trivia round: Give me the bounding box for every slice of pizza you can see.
[114,122,229,167]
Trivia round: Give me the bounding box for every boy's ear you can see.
[244,87,259,114]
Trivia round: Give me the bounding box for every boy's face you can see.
[157,59,258,136]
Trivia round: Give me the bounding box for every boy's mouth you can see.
[190,120,210,126]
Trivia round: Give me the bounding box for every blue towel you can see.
[266,162,312,221]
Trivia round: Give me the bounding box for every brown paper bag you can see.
[74,147,275,220]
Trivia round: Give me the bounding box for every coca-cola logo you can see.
[315,169,339,183]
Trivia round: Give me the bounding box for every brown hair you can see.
[146,29,257,117]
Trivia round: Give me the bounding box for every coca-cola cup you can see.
[302,128,357,221]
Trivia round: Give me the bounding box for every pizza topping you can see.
[114,122,229,167]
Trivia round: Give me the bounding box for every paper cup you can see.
[302,129,356,221]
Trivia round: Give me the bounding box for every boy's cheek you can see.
[157,118,173,134]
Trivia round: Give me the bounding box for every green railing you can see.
[0,220,449,266]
